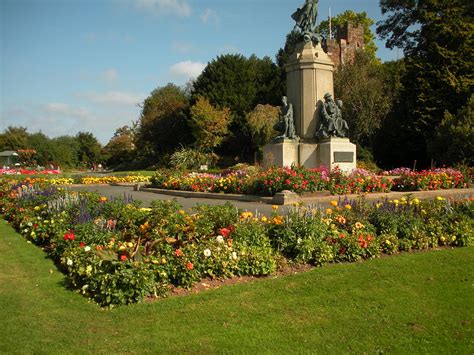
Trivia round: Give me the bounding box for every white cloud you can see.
[43,103,88,118]
[101,69,119,83]
[77,91,144,106]
[135,0,191,17]
[1,102,141,145]
[170,60,206,81]
[200,8,219,25]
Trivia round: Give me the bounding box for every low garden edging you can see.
[1,177,472,307]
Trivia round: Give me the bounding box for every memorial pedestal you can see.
[317,137,356,172]
[262,139,299,168]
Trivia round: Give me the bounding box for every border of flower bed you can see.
[134,184,474,205]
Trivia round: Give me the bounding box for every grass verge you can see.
[1,219,473,353]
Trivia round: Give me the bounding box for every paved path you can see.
[69,185,474,216]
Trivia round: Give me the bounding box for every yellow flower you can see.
[325,208,333,215]
[411,198,420,205]
[330,200,338,207]
[375,203,382,209]
[344,204,352,210]
[261,216,268,223]
[355,222,364,229]
[385,239,391,245]
[436,196,446,201]
[178,209,185,215]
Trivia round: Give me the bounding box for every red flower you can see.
[63,231,75,241]
[174,249,183,257]
[120,254,127,261]
[186,262,194,270]
[219,227,231,238]
[79,242,86,248]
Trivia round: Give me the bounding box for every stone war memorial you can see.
[263,0,356,172]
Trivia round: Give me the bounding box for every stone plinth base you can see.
[263,139,299,168]
[317,137,356,172]
[299,142,318,169]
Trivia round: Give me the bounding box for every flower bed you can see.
[1,178,472,307]
[79,175,151,185]
[0,168,61,175]
[150,166,407,196]
[390,168,466,191]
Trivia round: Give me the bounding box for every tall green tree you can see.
[334,51,394,149]
[75,132,103,166]
[0,126,29,151]
[191,54,283,160]
[245,104,280,160]
[51,136,79,168]
[428,95,474,166]
[189,96,230,152]
[135,83,191,165]
[104,125,136,169]
[377,0,474,165]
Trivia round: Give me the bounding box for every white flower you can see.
[216,235,224,243]
[66,259,73,266]
[231,251,238,260]
[203,248,212,257]
[84,246,91,252]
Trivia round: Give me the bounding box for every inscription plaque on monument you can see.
[333,151,354,163]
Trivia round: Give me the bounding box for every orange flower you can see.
[186,262,194,270]
[174,249,183,257]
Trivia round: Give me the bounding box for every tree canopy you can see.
[135,83,191,164]
[377,0,474,166]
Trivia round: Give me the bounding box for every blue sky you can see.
[1,0,399,144]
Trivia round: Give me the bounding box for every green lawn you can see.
[1,219,473,353]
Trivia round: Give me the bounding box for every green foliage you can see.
[317,10,377,59]
[192,54,284,160]
[189,96,230,151]
[2,177,473,308]
[428,95,474,166]
[245,104,279,157]
[0,126,29,150]
[377,0,474,166]
[169,147,213,170]
[135,83,191,164]
[334,51,394,147]
[75,132,103,165]
[103,125,136,169]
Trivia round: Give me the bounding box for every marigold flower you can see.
[186,262,194,270]
[330,200,338,207]
[325,208,333,215]
[272,205,279,210]
[355,222,364,229]
[174,249,183,257]
[344,204,352,210]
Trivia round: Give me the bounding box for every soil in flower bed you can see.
[152,263,315,299]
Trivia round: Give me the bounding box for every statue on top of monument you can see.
[315,93,349,139]
[291,0,321,43]
[273,96,298,141]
